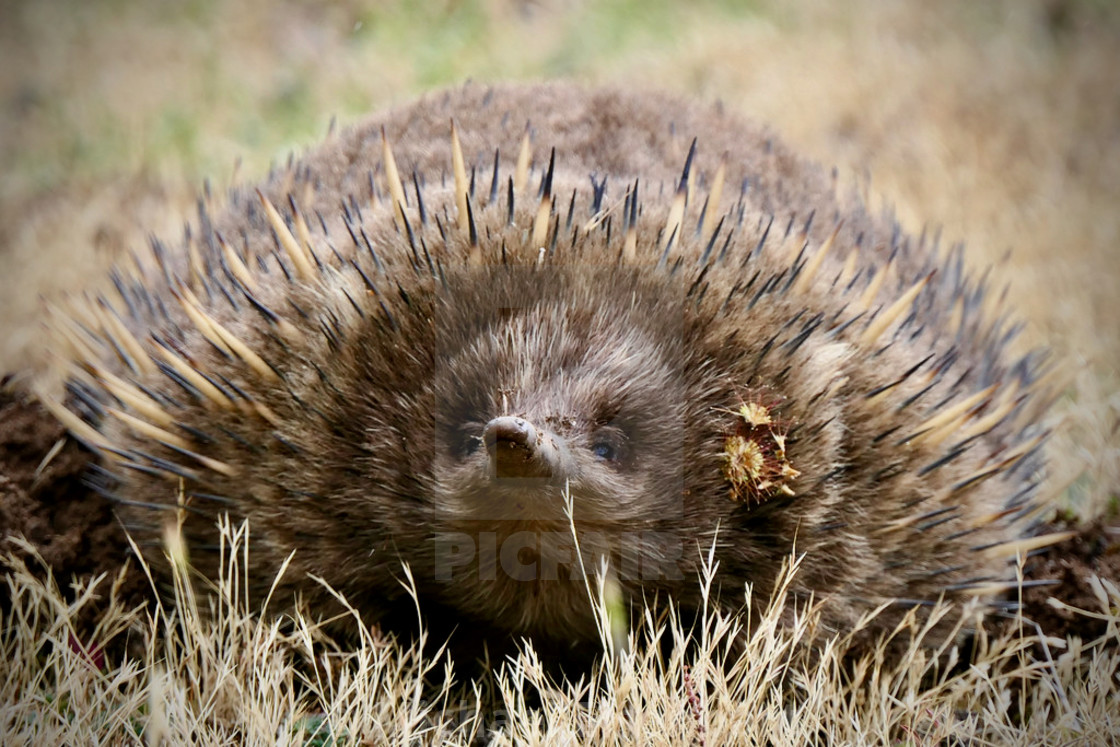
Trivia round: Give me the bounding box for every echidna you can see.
[40,82,1066,658]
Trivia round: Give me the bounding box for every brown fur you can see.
[46,82,1051,659]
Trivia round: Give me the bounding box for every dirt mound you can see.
[0,384,147,629]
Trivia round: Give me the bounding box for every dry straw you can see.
[2,516,1117,744]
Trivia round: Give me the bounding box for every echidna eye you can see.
[463,435,481,456]
[591,441,617,462]
[589,425,627,465]
[453,431,482,459]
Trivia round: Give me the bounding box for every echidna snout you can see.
[483,416,557,479]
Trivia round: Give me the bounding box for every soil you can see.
[1014,517,1120,642]
[1,384,1117,659]
[0,382,148,637]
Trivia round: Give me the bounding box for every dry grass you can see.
[1,0,1119,743]
[3,519,1118,745]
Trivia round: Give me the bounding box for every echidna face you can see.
[422,269,691,631]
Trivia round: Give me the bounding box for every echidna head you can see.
[421,268,694,633]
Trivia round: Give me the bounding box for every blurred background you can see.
[1,0,1117,515]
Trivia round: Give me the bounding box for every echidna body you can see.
[45,83,1058,654]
